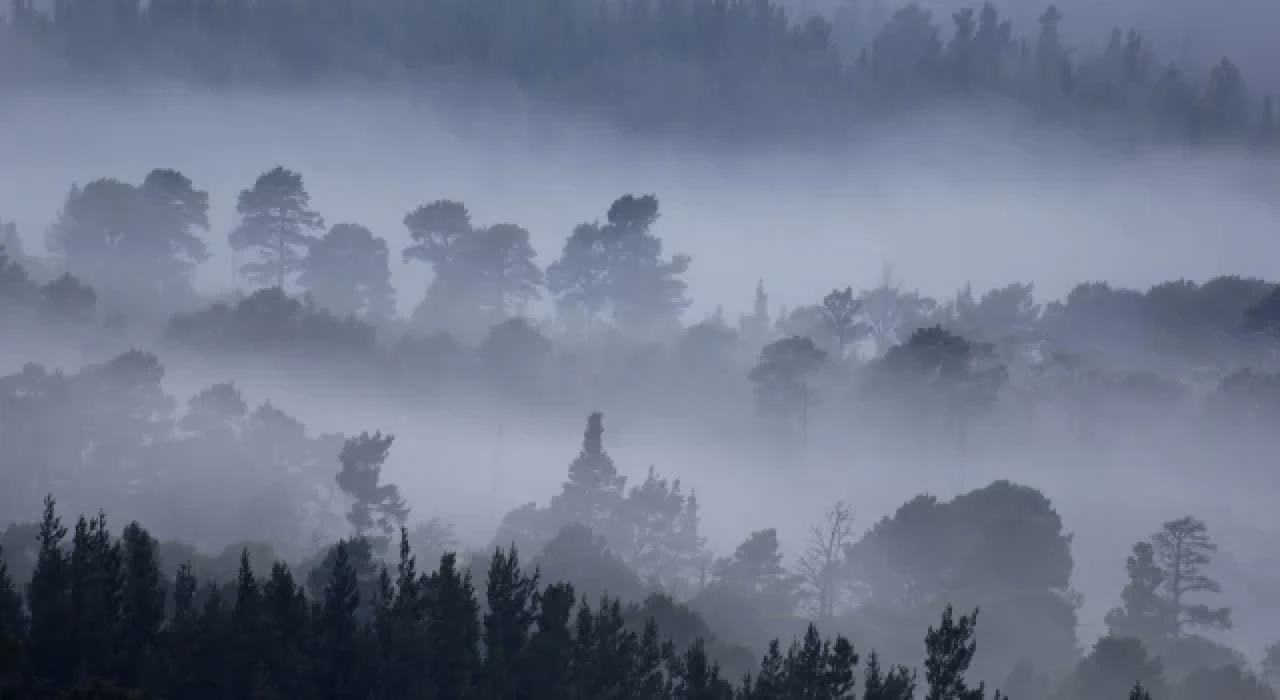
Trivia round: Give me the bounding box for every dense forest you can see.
[4,154,1280,699]
[3,0,1280,143]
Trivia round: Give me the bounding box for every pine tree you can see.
[68,512,122,683]
[316,542,362,700]
[229,166,324,289]
[424,552,481,700]
[924,606,985,700]
[231,549,263,700]
[0,543,29,698]
[1151,516,1231,633]
[551,412,627,542]
[261,562,311,699]
[336,432,409,553]
[481,546,540,700]
[1105,541,1178,643]
[524,582,575,699]
[27,496,73,688]
[116,523,164,691]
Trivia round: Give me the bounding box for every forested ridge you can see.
[5,157,1280,698]
[2,0,1279,143]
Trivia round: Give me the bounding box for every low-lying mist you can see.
[5,80,1280,699]
[4,85,1280,320]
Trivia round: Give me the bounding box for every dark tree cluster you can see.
[0,496,1013,700]
[3,0,1279,146]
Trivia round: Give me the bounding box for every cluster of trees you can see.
[1,404,1273,699]
[13,165,1280,458]
[0,350,349,552]
[0,494,1026,700]
[3,0,1279,145]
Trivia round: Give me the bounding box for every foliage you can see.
[228,167,324,289]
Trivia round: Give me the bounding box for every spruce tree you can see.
[27,496,73,688]
[424,552,481,700]
[117,523,164,691]
[482,546,539,700]
[316,542,362,700]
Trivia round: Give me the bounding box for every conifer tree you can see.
[27,496,73,688]
[229,167,324,289]
[316,542,362,700]
[117,523,164,691]
[482,546,540,700]
[425,552,481,700]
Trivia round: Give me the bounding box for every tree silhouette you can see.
[229,167,324,289]
[1105,541,1179,644]
[1151,516,1231,634]
[548,195,690,336]
[336,432,409,552]
[749,336,826,434]
[47,170,209,309]
[299,223,395,322]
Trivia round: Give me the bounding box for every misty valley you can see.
[4,0,1280,699]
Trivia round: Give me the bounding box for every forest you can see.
[4,0,1280,698]
[1,0,1279,144]
[3,153,1280,699]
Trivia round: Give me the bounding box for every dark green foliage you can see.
[924,606,985,700]
[116,523,164,690]
[27,495,73,688]
[424,552,481,699]
[316,542,363,700]
[7,497,1177,700]
[481,546,539,700]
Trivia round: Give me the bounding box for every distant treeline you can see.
[2,0,1278,144]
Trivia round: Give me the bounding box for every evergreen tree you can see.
[482,546,540,700]
[336,431,409,552]
[524,582,575,699]
[315,542,362,700]
[547,195,690,336]
[229,167,324,289]
[819,287,869,361]
[27,496,73,689]
[549,412,627,544]
[1105,541,1179,643]
[299,223,396,322]
[1151,516,1231,633]
[424,552,481,700]
[0,543,27,698]
[116,523,164,691]
[230,549,263,700]
[748,336,827,434]
[924,606,985,700]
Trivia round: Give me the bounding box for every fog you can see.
[4,85,1280,321]
[5,76,1280,697]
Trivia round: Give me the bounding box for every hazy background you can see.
[4,86,1280,323]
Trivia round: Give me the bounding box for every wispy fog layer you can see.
[4,86,1279,320]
